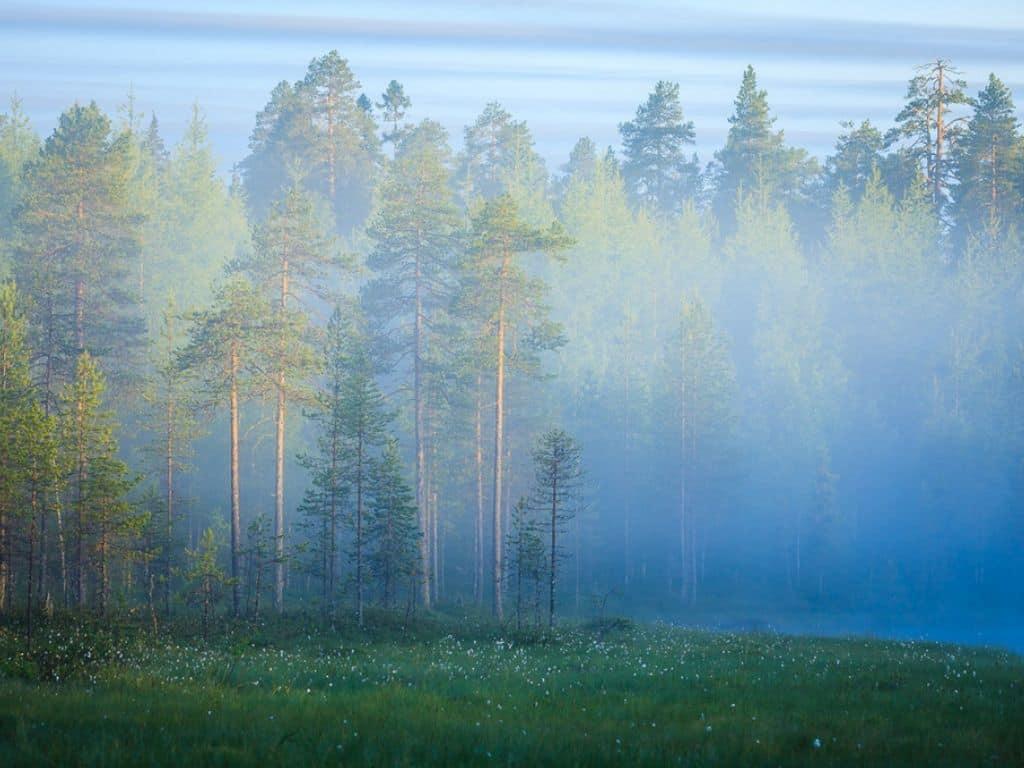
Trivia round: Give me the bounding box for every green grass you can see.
[1,613,1022,766]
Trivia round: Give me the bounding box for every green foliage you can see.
[712,66,816,231]
[618,80,699,214]
[366,440,420,610]
[243,50,380,233]
[13,101,144,388]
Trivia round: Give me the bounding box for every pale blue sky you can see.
[2,1,1022,172]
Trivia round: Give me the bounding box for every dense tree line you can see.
[1,53,1023,636]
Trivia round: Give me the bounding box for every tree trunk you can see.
[549,470,558,628]
[355,433,364,627]
[274,260,289,612]
[229,344,241,617]
[165,398,174,618]
[474,376,484,606]
[679,347,687,605]
[414,253,431,608]
[491,252,509,621]
[934,61,945,206]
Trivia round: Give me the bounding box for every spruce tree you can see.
[296,306,350,620]
[366,439,419,612]
[712,66,815,231]
[337,319,392,625]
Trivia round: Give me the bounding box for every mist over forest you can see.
[1,49,1023,651]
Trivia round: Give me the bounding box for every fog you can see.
[0,17,1022,656]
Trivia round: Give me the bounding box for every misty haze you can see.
[0,2,1022,766]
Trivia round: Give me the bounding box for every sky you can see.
[2,1,1023,173]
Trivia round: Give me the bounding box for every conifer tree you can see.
[619,81,699,214]
[337,315,392,624]
[528,429,583,627]
[954,74,1021,240]
[366,439,420,611]
[297,306,350,620]
[462,195,571,619]
[507,497,544,629]
[235,185,337,611]
[179,277,268,616]
[712,66,815,230]
[377,80,412,149]
[364,120,460,607]
[142,301,202,617]
[887,59,971,209]
[824,120,885,201]
[14,102,144,389]
[182,528,230,641]
[59,353,138,612]
[665,295,735,605]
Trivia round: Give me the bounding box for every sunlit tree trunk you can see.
[491,251,509,620]
[229,343,241,617]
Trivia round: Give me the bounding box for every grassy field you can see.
[0,613,1022,766]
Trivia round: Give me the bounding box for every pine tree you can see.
[0,282,35,611]
[242,51,380,233]
[59,353,138,612]
[824,120,885,202]
[665,295,736,606]
[377,80,412,149]
[528,429,583,627]
[14,102,144,392]
[886,59,971,210]
[143,104,248,330]
[141,300,202,617]
[235,186,337,611]
[366,439,420,611]
[364,120,460,608]
[179,277,268,616]
[459,103,550,218]
[461,195,571,619]
[954,74,1022,240]
[619,81,699,214]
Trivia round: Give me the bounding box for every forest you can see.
[2,40,1024,764]
[0,52,1023,637]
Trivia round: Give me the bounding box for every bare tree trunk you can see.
[274,260,289,612]
[492,257,508,621]
[679,348,687,605]
[549,470,558,628]
[414,254,431,608]
[934,60,945,206]
[75,390,86,609]
[474,376,484,606]
[355,433,364,627]
[25,506,36,651]
[165,399,174,618]
[229,345,241,617]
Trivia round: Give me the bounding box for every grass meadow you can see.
[1,613,1022,766]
